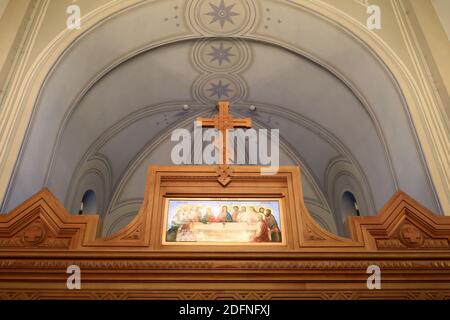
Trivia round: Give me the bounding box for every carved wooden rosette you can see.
[0,165,450,300]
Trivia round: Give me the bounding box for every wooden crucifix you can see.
[196,101,252,165]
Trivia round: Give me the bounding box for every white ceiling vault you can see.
[0,0,442,237]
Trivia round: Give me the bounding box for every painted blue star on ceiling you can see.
[205,0,240,29]
[207,42,235,65]
[207,80,233,98]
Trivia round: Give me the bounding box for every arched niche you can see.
[80,189,97,215]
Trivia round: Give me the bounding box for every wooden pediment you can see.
[346,191,450,250]
[0,188,100,250]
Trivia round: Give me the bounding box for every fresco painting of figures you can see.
[164,199,283,244]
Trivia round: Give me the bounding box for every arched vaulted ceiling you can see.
[0,0,442,236]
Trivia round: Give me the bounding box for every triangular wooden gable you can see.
[0,188,100,250]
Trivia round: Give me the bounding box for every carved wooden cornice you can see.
[0,165,449,299]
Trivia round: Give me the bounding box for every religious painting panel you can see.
[163,198,284,244]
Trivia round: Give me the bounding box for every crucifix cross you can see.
[196,101,252,164]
